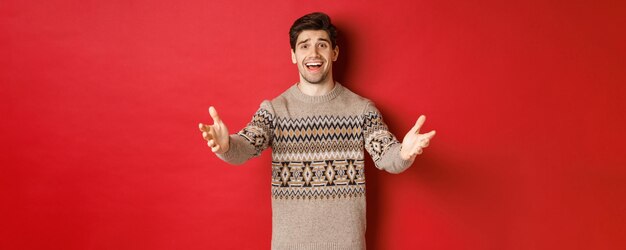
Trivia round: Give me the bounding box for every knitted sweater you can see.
[217,82,413,250]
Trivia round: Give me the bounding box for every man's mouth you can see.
[305,62,323,71]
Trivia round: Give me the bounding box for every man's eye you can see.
[301,45,308,49]
[319,43,327,48]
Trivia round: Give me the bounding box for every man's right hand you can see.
[199,106,230,154]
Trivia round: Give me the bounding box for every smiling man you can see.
[292,28,337,85]
[199,12,436,250]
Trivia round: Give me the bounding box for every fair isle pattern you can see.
[363,111,399,163]
[272,184,365,200]
[271,159,366,199]
[272,141,364,162]
[237,108,398,199]
[272,115,364,162]
[237,109,274,156]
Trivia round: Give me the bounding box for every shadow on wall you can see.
[369,104,519,249]
[333,22,515,249]
[363,122,517,249]
[332,22,354,86]
[332,21,388,249]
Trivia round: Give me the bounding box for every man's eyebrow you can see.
[297,38,311,45]
[317,38,330,43]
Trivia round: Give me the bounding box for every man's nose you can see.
[311,46,320,57]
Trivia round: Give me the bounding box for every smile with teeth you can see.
[305,62,323,71]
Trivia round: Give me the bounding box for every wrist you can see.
[399,146,411,160]
[217,136,231,154]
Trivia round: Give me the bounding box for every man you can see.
[199,12,435,250]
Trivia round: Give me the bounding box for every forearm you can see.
[216,100,275,165]
[375,143,414,174]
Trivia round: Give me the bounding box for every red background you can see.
[2,0,625,249]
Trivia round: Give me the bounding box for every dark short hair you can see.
[289,12,337,51]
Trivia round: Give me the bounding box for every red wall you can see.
[2,0,625,249]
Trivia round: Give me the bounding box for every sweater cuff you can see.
[215,134,258,165]
[216,135,239,162]
[381,143,414,174]
[395,144,414,171]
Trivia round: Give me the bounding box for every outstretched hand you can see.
[199,106,230,154]
[400,115,436,161]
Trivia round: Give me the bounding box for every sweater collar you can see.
[288,82,344,103]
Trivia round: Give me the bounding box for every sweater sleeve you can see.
[216,100,275,165]
[362,101,413,174]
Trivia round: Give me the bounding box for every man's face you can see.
[291,30,339,84]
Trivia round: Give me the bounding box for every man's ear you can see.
[332,46,339,61]
[291,49,297,64]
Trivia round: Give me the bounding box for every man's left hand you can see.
[400,115,436,161]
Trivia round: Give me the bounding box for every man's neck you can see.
[297,78,335,96]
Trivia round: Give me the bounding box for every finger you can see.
[411,115,426,134]
[202,132,207,140]
[199,123,209,132]
[419,134,433,148]
[423,130,436,139]
[203,127,215,140]
[207,141,219,151]
[204,131,212,142]
[200,123,213,133]
[411,143,423,153]
[209,106,221,124]
[406,152,417,161]
[410,147,423,156]
[207,139,216,147]
[208,125,218,139]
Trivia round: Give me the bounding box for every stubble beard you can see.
[301,72,327,84]
[299,65,330,84]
